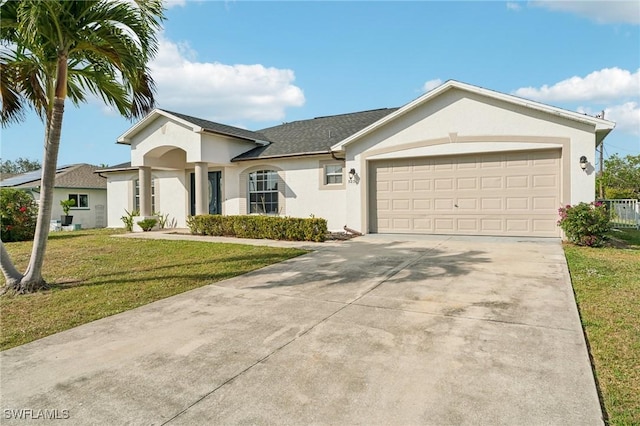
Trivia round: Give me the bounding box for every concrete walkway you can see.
[0,234,603,425]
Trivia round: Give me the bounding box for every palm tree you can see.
[0,0,165,293]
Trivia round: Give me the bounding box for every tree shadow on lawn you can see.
[47,252,306,290]
[48,233,87,241]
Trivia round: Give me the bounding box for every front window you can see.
[68,194,88,208]
[248,170,278,214]
[324,164,343,185]
[135,179,155,212]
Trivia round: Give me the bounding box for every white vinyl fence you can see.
[603,199,639,229]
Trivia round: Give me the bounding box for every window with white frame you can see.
[68,193,89,208]
[248,170,278,214]
[135,179,155,212]
[324,164,343,185]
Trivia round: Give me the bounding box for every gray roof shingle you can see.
[233,108,398,161]
[0,164,106,189]
[160,110,269,143]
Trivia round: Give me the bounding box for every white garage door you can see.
[370,150,561,237]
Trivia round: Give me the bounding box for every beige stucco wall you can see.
[129,116,259,167]
[226,156,348,231]
[106,159,348,231]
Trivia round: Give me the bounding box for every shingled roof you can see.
[159,110,270,143]
[0,164,106,189]
[232,108,398,161]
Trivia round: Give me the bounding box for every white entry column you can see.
[194,162,209,215]
[138,166,152,216]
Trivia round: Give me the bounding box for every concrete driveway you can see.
[0,234,602,425]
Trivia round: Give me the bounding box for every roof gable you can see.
[117,109,269,145]
[331,80,616,151]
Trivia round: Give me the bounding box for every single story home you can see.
[1,163,107,229]
[98,80,615,237]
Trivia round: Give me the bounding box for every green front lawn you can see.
[0,229,306,350]
[564,229,640,425]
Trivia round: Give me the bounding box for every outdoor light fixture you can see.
[579,155,588,171]
[348,168,356,182]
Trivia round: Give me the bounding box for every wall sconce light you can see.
[579,155,588,171]
[348,168,356,182]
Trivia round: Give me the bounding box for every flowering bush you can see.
[0,188,38,242]
[557,202,610,247]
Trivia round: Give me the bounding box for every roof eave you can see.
[231,151,330,162]
[199,128,269,145]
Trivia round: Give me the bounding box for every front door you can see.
[190,171,222,215]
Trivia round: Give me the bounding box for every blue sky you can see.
[1,0,639,168]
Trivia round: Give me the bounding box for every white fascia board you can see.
[116,109,203,144]
[331,80,616,152]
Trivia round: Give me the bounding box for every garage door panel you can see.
[457,218,479,232]
[481,198,503,210]
[506,175,529,188]
[435,199,454,210]
[414,218,432,231]
[456,177,477,190]
[392,199,411,211]
[533,175,557,188]
[506,219,530,232]
[434,178,454,190]
[506,198,529,210]
[457,198,478,210]
[533,219,557,232]
[413,199,431,210]
[413,179,431,191]
[370,150,561,237]
[392,180,410,191]
[481,218,503,232]
[481,176,503,189]
[533,197,556,210]
[434,218,454,231]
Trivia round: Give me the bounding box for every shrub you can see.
[0,188,38,242]
[121,209,139,232]
[187,215,328,242]
[604,187,637,200]
[137,218,157,232]
[558,202,610,247]
[60,198,75,216]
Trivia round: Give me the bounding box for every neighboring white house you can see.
[98,80,615,237]
[1,164,107,229]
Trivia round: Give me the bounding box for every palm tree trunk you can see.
[0,240,23,293]
[18,97,65,292]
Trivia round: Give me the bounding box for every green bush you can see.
[187,215,327,242]
[121,209,139,232]
[137,218,157,232]
[558,202,610,247]
[604,187,637,200]
[0,188,38,242]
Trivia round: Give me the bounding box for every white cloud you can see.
[513,68,640,103]
[506,2,522,11]
[578,102,640,136]
[422,78,443,92]
[514,68,640,137]
[531,1,640,25]
[149,35,305,123]
[163,0,187,9]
